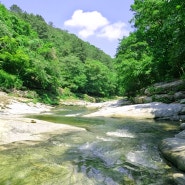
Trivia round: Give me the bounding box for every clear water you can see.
[0,106,180,185]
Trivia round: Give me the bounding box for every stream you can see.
[0,105,181,185]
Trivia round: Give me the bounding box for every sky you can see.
[0,0,134,57]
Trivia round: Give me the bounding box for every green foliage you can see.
[60,56,87,92]
[84,60,116,97]
[0,3,115,103]
[115,33,153,96]
[41,93,52,104]
[0,20,12,37]
[131,0,185,79]
[115,0,185,96]
[10,4,23,14]
[83,94,96,103]
[18,12,49,39]
[59,87,76,100]
[0,70,22,89]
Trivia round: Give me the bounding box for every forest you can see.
[0,0,185,103]
[0,3,116,103]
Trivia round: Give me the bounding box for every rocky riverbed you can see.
[1,90,185,183]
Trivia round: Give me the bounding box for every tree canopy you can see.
[0,3,116,100]
[115,0,185,96]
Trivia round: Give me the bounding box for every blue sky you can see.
[1,0,134,57]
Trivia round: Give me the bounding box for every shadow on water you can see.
[0,105,181,185]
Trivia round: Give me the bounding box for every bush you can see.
[59,87,76,100]
[83,94,96,102]
[0,70,22,89]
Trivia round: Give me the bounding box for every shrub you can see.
[0,70,22,89]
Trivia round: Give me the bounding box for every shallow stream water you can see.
[0,106,181,184]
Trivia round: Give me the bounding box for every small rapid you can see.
[0,105,180,184]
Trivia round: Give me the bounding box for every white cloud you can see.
[64,10,109,38]
[98,22,129,41]
[79,29,94,38]
[64,10,129,40]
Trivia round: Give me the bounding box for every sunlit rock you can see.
[84,102,185,120]
[159,138,185,171]
[173,173,185,185]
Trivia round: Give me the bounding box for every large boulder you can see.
[159,138,185,172]
[145,80,185,95]
[173,173,185,185]
[174,92,185,101]
[152,94,174,103]
[134,96,152,104]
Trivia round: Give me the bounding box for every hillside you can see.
[0,3,117,102]
[1,1,185,104]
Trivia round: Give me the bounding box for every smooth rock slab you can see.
[84,102,184,120]
[159,138,185,171]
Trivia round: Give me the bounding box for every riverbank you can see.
[0,92,85,150]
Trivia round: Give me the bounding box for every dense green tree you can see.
[0,20,12,37]
[84,60,116,96]
[10,4,23,14]
[15,11,49,39]
[115,0,185,96]
[115,33,153,95]
[130,0,185,80]
[0,70,22,89]
[60,56,87,92]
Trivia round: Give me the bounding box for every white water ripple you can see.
[65,113,81,117]
[96,136,114,142]
[106,129,135,138]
